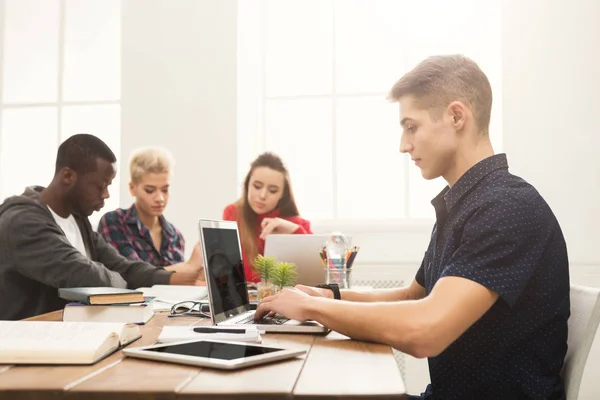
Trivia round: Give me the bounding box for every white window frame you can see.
[0,0,121,213]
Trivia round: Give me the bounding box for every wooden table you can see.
[0,310,406,399]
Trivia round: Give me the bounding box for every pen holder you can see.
[327,264,351,289]
[319,245,359,289]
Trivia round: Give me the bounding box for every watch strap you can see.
[316,283,341,300]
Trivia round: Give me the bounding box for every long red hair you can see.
[235,152,300,264]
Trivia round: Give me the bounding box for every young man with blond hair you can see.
[255,55,569,399]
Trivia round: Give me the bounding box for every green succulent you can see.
[251,255,276,283]
[271,261,298,290]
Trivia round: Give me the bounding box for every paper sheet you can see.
[136,285,208,310]
[157,326,262,343]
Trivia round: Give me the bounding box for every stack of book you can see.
[59,287,155,324]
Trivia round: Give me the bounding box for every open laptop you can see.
[264,234,352,286]
[198,219,329,334]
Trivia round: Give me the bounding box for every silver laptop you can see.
[198,219,329,334]
[264,234,352,286]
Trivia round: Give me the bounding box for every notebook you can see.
[264,234,352,286]
[0,321,141,365]
[198,219,328,334]
[157,326,262,343]
[58,287,144,305]
[62,297,155,324]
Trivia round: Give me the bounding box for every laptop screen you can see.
[201,226,249,317]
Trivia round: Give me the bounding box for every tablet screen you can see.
[145,341,284,360]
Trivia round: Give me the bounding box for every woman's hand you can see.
[165,241,205,284]
[188,241,206,283]
[259,217,300,239]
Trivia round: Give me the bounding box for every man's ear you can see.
[447,101,467,131]
[129,181,136,197]
[59,167,77,187]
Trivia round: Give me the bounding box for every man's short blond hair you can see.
[129,147,174,184]
[388,54,493,134]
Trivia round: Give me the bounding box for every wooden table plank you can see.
[293,331,407,399]
[146,312,210,328]
[23,309,63,321]
[70,357,202,395]
[178,334,314,400]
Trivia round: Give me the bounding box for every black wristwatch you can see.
[316,283,341,300]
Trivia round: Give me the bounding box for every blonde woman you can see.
[98,147,185,267]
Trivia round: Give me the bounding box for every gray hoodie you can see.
[0,186,172,320]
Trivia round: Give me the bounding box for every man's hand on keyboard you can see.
[254,287,314,322]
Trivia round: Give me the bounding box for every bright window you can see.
[0,0,121,226]
[238,0,502,221]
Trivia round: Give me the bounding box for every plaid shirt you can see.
[97,204,185,267]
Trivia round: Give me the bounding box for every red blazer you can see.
[222,203,312,282]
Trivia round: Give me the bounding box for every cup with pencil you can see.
[319,243,360,289]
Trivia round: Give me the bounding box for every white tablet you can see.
[123,339,306,370]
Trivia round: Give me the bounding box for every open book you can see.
[0,321,141,365]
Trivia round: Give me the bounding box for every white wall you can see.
[121,0,238,254]
[503,0,600,281]
[503,1,600,398]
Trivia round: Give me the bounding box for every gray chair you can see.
[561,284,600,400]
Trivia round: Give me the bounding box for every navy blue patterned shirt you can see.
[415,154,569,399]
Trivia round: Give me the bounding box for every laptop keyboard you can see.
[235,313,289,325]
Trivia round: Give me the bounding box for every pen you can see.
[347,252,357,269]
[193,327,246,334]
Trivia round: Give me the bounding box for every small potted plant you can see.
[271,261,298,291]
[252,255,277,300]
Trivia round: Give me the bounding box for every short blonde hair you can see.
[129,147,174,184]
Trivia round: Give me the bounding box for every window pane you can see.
[265,99,333,219]
[238,0,503,222]
[63,0,121,101]
[2,0,59,103]
[402,1,501,69]
[335,0,405,94]
[336,97,405,218]
[237,0,264,194]
[61,105,121,227]
[265,0,333,96]
[0,108,57,201]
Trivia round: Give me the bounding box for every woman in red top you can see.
[223,152,311,282]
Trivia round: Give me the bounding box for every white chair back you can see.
[561,284,600,400]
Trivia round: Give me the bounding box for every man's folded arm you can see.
[8,215,127,288]
[92,231,173,288]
